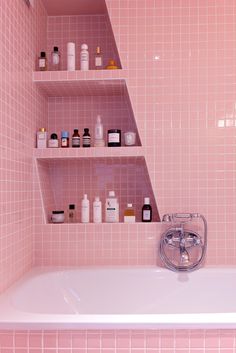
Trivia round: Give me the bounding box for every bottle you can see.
[105,191,119,223]
[95,46,103,69]
[80,44,89,71]
[68,204,76,223]
[51,46,60,71]
[67,42,75,71]
[61,131,69,148]
[93,197,102,223]
[142,197,152,222]
[124,203,135,223]
[94,115,105,146]
[37,128,47,148]
[81,194,90,223]
[48,133,59,148]
[72,129,80,147]
[83,128,91,147]
[38,51,47,71]
[105,59,118,69]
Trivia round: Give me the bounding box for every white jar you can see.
[51,211,65,223]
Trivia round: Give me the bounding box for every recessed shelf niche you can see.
[37,156,160,223]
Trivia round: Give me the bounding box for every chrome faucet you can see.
[159,213,207,272]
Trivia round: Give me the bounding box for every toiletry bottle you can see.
[48,133,59,148]
[67,42,75,71]
[72,129,80,147]
[81,194,90,223]
[124,203,135,223]
[68,204,76,223]
[93,196,102,223]
[61,131,69,148]
[51,46,60,71]
[38,51,47,71]
[105,191,119,223]
[83,128,91,147]
[80,44,89,71]
[142,197,152,222]
[95,46,103,69]
[37,128,47,148]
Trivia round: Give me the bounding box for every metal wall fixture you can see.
[159,213,207,272]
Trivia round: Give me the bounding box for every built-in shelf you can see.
[33,70,128,97]
[34,146,144,160]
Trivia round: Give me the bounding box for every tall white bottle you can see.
[80,44,89,71]
[93,196,102,223]
[67,42,75,71]
[81,194,90,223]
[105,191,119,223]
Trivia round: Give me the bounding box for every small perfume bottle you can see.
[68,204,76,223]
[95,46,103,69]
[51,46,60,71]
[38,51,47,71]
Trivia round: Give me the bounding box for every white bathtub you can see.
[0,266,236,329]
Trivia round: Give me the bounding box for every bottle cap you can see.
[95,196,100,201]
[61,131,69,138]
[144,197,150,205]
[53,46,58,52]
[109,191,115,197]
[127,203,133,208]
[73,129,79,133]
[39,127,46,132]
[97,115,101,123]
[96,46,101,54]
[52,210,64,214]
[81,43,88,50]
[50,133,58,139]
[69,204,75,210]
[40,51,46,57]
[83,194,88,199]
[84,128,89,133]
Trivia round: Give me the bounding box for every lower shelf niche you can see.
[37,156,160,223]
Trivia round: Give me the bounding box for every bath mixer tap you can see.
[159,213,207,272]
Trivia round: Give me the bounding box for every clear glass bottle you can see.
[95,46,103,69]
[38,51,47,71]
[68,204,76,223]
[51,46,60,71]
[124,203,135,223]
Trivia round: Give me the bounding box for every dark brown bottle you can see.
[142,197,152,222]
[72,129,80,147]
[83,128,91,147]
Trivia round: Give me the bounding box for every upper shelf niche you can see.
[41,0,122,71]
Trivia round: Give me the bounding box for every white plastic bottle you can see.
[67,42,75,71]
[105,191,119,223]
[81,194,90,223]
[93,196,102,223]
[80,44,89,71]
[95,115,103,140]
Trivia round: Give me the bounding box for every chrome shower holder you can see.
[159,213,207,272]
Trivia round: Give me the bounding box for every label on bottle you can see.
[95,57,102,67]
[108,133,120,143]
[39,58,46,68]
[83,136,91,146]
[143,210,151,221]
[124,216,136,223]
[52,53,59,65]
[72,137,80,147]
[61,138,68,147]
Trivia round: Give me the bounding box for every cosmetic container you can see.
[51,211,65,223]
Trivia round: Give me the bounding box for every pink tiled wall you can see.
[0,0,47,293]
[1,329,236,352]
